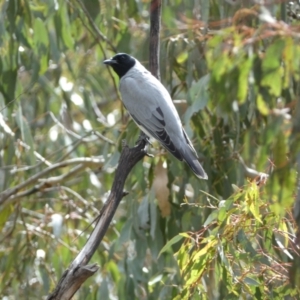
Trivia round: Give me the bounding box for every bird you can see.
[103,53,208,179]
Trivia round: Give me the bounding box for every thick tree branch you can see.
[46,139,147,299]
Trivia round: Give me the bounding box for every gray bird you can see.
[103,53,208,179]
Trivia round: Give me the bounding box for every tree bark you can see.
[47,140,147,299]
[149,0,162,79]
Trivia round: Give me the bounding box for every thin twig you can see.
[0,113,52,167]
[89,92,110,127]
[74,0,116,52]
[0,157,104,205]
[24,222,78,253]
[6,164,86,203]
[49,112,115,145]
[72,0,120,99]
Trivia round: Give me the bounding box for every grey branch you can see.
[149,0,162,79]
[0,157,104,206]
[49,112,115,145]
[46,139,147,299]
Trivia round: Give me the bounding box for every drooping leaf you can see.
[158,234,184,257]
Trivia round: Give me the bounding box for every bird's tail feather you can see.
[183,148,208,180]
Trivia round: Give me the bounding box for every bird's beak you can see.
[103,58,117,65]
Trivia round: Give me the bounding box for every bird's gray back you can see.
[119,62,184,141]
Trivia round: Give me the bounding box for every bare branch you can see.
[0,157,104,206]
[49,112,115,145]
[24,222,78,253]
[235,153,270,185]
[149,0,162,79]
[46,139,147,299]
[0,112,52,167]
[6,165,86,203]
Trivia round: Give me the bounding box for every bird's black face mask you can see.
[103,53,136,78]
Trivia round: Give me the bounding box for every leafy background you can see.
[1,0,300,299]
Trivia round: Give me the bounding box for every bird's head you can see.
[103,53,136,78]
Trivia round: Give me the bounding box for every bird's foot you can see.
[136,131,153,157]
[136,131,152,145]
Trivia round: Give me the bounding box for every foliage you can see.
[0,0,300,299]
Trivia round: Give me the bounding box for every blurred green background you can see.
[1,0,300,299]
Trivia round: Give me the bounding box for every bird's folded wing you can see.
[121,75,185,160]
[131,111,183,161]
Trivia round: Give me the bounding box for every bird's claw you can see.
[137,131,152,146]
[136,131,154,157]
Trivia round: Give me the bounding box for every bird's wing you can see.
[120,74,184,161]
[130,111,183,161]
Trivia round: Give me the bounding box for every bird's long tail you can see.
[183,147,208,180]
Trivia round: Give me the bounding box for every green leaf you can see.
[184,74,210,129]
[137,195,149,230]
[176,243,190,271]
[256,94,269,115]
[117,219,133,245]
[97,278,110,299]
[0,204,14,230]
[33,18,49,74]
[244,277,260,286]
[103,151,120,171]
[158,234,184,257]
[203,210,218,226]
[185,261,202,286]
[238,56,254,103]
[0,67,17,105]
[260,39,285,96]
[33,18,49,48]
[211,52,231,82]
[246,183,262,223]
[15,105,35,165]
[192,239,217,261]
[261,68,283,97]
[262,39,285,71]
[217,207,227,222]
[176,51,188,64]
[149,191,157,239]
[273,130,288,169]
[58,2,74,49]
